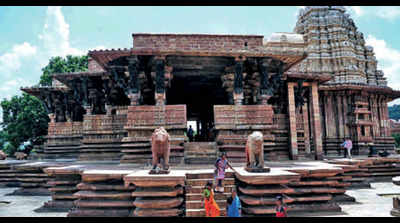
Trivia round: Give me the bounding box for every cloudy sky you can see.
[1,6,400,121]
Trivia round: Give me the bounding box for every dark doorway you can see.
[166,56,231,142]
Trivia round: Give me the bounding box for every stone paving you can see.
[1,181,399,217]
[0,187,67,217]
[292,182,400,217]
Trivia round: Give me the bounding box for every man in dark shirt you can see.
[187,125,194,142]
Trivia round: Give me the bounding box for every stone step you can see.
[186,171,234,179]
[186,185,235,194]
[186,208,226,217]
[186,199,227,209]
[184,157,216,164]
[74,190,132,199]
[68,208,131,217]
[74,200,134,208]
[186,192,231,201]
[186,178,235,187]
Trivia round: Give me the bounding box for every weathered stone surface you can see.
[68,208,131,217]
[124,170,185,187]
[133,208,183,217]
[132,186,183,197]
[133,197,183,209]
[235,167,300,185]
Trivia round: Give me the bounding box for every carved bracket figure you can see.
[295,80,306,107]
[234,60,244,94]
[40,90,55,114]
[128,57,140,95]
[155,59,165,94]
[245,131,270,172]
[150,127,171,174]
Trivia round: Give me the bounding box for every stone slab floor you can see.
[0,182,399,217]
[292,182,400,217]
[0,187,66,217]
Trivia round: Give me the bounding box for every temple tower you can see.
[292,6,397,156]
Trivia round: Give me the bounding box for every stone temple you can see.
[1,6,398,217]
[21,6,400,163]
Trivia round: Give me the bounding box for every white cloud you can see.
[0,42,37,78]
[346,6,364,17]
[375,6,400,21]
[39,6,84,58]
[365,35,400,105]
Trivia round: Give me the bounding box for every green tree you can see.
[1,55,89,155]
[389,104,400,121]
[39,55,88,86]
[393,133,400,148]
[1,93,49,155]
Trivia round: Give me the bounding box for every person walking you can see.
[187,125,194,142]
[203,181,220,217]
[275,195,287,217]
[214,152,235,193]
[341,138,353,159]
[226,188,241,217]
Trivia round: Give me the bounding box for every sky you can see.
[1,6,400,122]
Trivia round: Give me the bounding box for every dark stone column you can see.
[155,56,166,106]
[258,60,270,105]
[127,56,141,106]
[233,57,244,105]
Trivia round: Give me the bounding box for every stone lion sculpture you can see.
[0,150,7,160]
[245,131,264,169]
[151,127,171,172]
[14,152,27,160]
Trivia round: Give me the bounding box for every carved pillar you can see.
[302,100,311,155]
[233,57,244,105]
[287,82,298,160]
[258,60,270,105]
[127,56,141,106]
[337,93,344,139]
[155,56,166,106]
[310,82,323,160]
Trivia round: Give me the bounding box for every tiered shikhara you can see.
[22,6,400,163]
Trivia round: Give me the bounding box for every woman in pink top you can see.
[342,138,353,159]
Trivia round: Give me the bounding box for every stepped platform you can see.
[124,170,186,217]
[1,156,400,217]
[68,168,136,217]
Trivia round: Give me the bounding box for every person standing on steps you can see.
[341,138,353,159]
[275,195,287,217]
[226,188,241,217]
[203,181,220,217]
[214,152,235,193]
[187,125,194,142]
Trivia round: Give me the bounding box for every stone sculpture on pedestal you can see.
[149,127,171,174]
[245,131,270,172]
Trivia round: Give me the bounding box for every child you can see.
[226,188,241,217]
[275,195,287,217]
[203,181,220,217]
[214,152,234,193]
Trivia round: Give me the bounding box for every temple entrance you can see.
[166,56,231,142]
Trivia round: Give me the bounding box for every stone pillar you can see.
[233,57,244,105]
[258,59,270,105]
[287,82,298,160]
[337,93,344,139]
[310,82,323,160]
[127,56,141,106]
[155,56,166,106]
[302,101,311,155]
